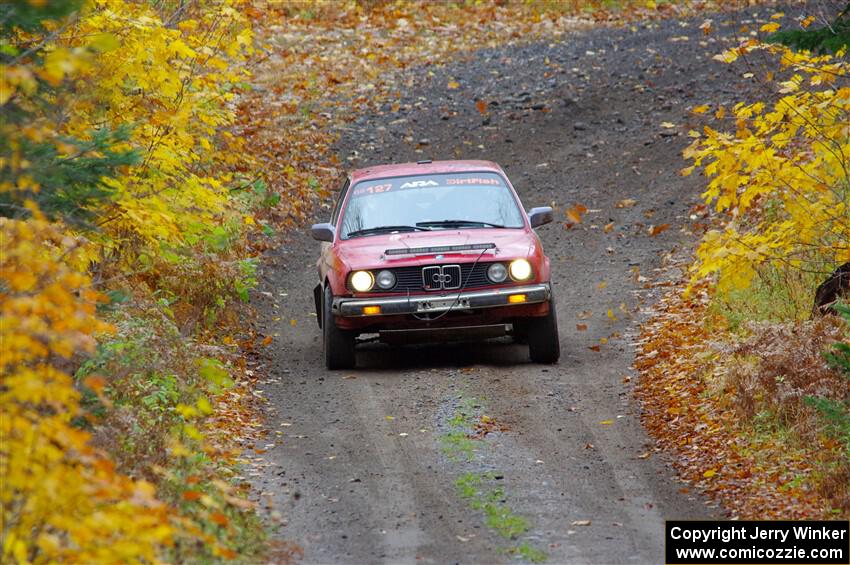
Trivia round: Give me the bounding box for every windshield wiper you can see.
[346,225,431,238]
[416,220,507,229]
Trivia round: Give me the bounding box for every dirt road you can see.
[250,11,758,564]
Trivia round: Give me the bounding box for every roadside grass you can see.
[75,299,269,560]
[693,256,849,516]
[637,280,850,518]
[719,290,849,514]
[707,265,824,331]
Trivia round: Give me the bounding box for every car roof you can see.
[349,160,506,184]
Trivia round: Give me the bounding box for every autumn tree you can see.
[684,41,850,295]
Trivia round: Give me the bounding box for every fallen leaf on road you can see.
[616,198,638,208]
[565,203,587,224]
[660,121,676,128]
[576,323,588,331]
[571,520,591,526]
[703,469,717,478]
[649,223,671,237]
[447,80,460,89]
[599,420,614,425]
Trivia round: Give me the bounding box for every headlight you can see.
[509,259,532,281]
[375,270,396,289]
[350,270,374,292]
[487,263,508,283]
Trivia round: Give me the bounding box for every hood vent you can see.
[384,243,496,256]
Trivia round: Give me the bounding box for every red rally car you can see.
[311,159,559,369]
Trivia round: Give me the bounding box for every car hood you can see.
[336,228,536,269]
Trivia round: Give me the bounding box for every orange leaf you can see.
[475,99,488,115]
[84,375,106,394]
[261,335,273,346]
[649,224,670,237]
[210,512,229,526]
[565,203,587,224]
[183,490,202,501]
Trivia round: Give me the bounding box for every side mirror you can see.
[528,207,553,228]
[311,223,335,242]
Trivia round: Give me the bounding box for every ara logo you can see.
[400,180,439,188]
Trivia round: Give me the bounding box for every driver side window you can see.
[330,178,350,226]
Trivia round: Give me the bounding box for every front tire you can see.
[323,285,356,370]
[528,298,560,364]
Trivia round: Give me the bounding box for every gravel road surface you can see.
[250,10,765,564]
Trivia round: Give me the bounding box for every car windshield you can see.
[339,172,525,239]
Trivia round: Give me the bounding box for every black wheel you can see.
[528,298,560,364]
[323,285,356,370]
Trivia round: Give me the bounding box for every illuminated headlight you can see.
[509,259,532,281]
[375,270,396,290]
[487,263,508,283]
[350,270,374,292]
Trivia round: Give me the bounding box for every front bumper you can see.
[333,283,551,317]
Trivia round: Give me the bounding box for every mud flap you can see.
[313,283,323,328]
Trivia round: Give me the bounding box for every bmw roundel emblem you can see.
[436,254,444,260]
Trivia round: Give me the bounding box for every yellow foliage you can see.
[685,42,850,293]
[0,217,173,563]
[0,0,261,560]
[1,0,255,255]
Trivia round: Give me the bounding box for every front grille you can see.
[378,262,497,293]
[422,265,461,290]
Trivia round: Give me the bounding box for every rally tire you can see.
[528,298,560,364]
[323,285,356,370]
